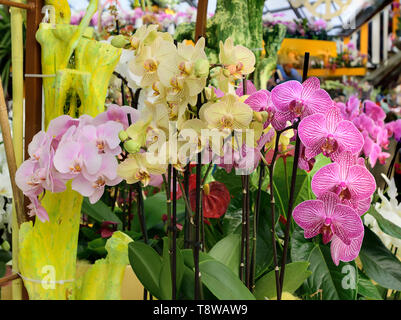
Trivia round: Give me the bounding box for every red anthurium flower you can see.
[173,174,197,200]
[99,221,118,238]
[189,181,231,219]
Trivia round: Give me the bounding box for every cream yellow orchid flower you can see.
[129,36,177,88]
[117,153,167,186]
[219,38,255,79]
[129,24,172,55]
[179,118,208,154]
[200,94,253,136]
[263,123,294,152]
[158,37,208,107]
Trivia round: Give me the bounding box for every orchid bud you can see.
[222,68,231,78]
[204,87,214,101]
[119,130,129,142]
[1,240,10,251]
[194,59,210,78]
[253,111,268,123]
[111,35,131,49]
[124,139,141,154]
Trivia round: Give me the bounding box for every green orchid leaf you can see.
[209,233,241,276]
[254,261,311,300]
[199,259,256,300]
[128,241,162,299]
[291,225,358,300]
[359,227,401,291]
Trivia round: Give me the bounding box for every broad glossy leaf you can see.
[159,237,185,300]
[199,260,256,300]
[291,225,358,300]
[0,249,11,263]
[254,191,278,277]
[128,241,162,299]
[357,269,383,300]
[87,237,107,256]
[181,249,213,269]
[254,261,311,300]
[367,206,401,240]
[209,233,241,276]
[212,167,243,196]
[132,192,185,232]
[81,198,122,227]
[359,226,401,291]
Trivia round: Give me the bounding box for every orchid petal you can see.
[330,232,364,266]
[331,204,363,245]
[271,80,303,112]
[334,121,364,155]
[292,200,325,239]
[347,165,376,200]
[311,163,340,197]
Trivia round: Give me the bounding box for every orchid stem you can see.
[194,153,203,299]
[250,160,265,292]
[240,176,246,283]
[172,167,178,300]
[278,52,310,300]
[193,92,204,300]
[267,128,284,300]
[135,182,150,300]
[183,165,192,249]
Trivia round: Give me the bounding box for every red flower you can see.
[395,163,401,175]
[189,181,231,219]
[173,174,197,200]
[99,221,118,238]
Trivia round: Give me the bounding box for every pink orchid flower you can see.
[53,126,102,179]
[311,151,376,202]
[386,119,401,141]
[298,106,364,160]
[244,90,286,130]
[271,77,332,123]
[298,143,316,172]
[364,100,386,124]
[217,132,272,175]
[235,80,257,97]
[15,160,46,197]
[340,95,360,121]
[93,104,139,130]
[27,195,49,222]
[81,121,123,156]
[330,232,364,266]
[28,131,52,162]
[72,154,122,204]
[293,192,364,245]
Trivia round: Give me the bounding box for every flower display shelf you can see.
[295,67,367,78]
[278,38,338,64]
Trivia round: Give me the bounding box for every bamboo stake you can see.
[9,1,24,301]
[0,80,25,227]
[0,273,19,285]
[0,0,34,10]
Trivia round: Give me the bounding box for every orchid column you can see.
[17,0,121,299]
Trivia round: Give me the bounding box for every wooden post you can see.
[194,0,208,41]
[22,0,43,300]
[24,0,43,160]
